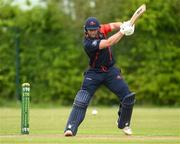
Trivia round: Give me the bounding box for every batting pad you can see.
[64,90,91,135]
[118,92,135,129]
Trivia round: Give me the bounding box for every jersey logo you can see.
[92,40,98,46]
[117,75,122,79]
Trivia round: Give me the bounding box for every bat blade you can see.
[130,4,146,25]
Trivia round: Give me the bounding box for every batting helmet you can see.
[84,17,100,31]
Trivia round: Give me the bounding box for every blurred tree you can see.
[0,0,179,106]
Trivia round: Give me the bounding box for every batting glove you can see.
[120,21,135,36]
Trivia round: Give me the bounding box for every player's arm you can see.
[99,21,135,49]
[109,22,123,31]
[99,31,124,49]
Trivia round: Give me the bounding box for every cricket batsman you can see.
[64,17,136,136]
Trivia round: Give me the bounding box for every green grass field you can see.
[0,106,179,144]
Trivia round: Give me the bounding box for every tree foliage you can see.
[0,0,179,106]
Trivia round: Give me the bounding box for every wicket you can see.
[21,83,30,134]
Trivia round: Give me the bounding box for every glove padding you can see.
[120,21,135,36]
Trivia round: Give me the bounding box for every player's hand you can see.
[120,21,135,36]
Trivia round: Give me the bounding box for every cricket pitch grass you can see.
[0,106,179,144]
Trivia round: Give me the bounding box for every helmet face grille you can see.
[85,17,100,30]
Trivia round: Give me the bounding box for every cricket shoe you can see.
[122,126,132,135]
[64,130,73,137]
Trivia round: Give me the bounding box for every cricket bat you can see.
[130,4,146,25]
